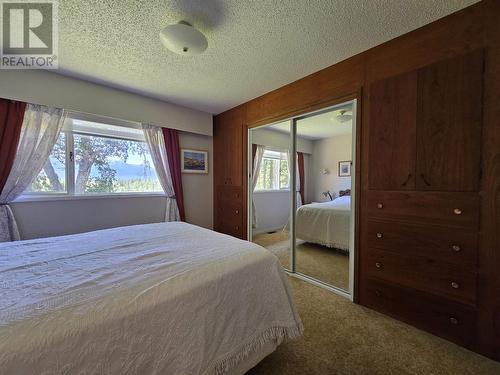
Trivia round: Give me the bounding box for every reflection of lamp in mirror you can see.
[322,190,336,201]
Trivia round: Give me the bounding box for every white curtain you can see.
[0,104,66,242]
[286,151,302,209]
[252,145,265,228]
[142,124,180,222]
[295,154,302,207]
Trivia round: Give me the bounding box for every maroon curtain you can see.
[297,152,305,204]
[0,99,26,191]
[162,128,185,221]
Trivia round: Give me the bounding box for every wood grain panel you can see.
[363,248,477,305]
[213,105,247,239]
[216,186,243,202]
[366,191,480,229]
[361,278,477,348]
[365,220,478,266]
[416,50,484,191]
[245,54,364,127]
[364,2,483,84]
[368,71,417,190]
[477,0,500,360]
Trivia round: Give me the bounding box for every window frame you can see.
[254,148,290,192]
[16,113,165,202]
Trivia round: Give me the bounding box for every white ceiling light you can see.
[335,110,353,123]
[160,21,208,56]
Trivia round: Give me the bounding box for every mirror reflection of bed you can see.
[250,102,354,293]
[295,190,351,290]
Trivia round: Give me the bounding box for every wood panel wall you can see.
[213,0,500,360]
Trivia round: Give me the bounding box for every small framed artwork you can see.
[181,149,208,174]
[338,161,351,177]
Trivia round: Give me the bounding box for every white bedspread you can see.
[0,222,302,375]
[296,196,351,251]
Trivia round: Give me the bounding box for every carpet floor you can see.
[246,277,500,375]
[253,231,349,290]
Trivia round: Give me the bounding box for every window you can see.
[256,150,289,191]
[25,115,163,197]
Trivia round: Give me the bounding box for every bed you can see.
[295,195,351,251]
[0,222,302,375]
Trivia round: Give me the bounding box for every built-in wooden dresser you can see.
[359,50,483,349]
[213,106,247,240]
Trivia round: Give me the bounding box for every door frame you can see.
[247,97,359,301]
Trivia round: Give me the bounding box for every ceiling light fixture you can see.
[160,21,208,56]
[336,110,353,123]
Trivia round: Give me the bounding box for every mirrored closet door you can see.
[249,100,356,296]
[249,121,293,270]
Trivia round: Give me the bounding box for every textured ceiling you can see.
[58,0,478,114]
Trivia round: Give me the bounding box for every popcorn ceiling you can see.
[58,0,478,114]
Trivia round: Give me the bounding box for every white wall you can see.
[251,127,312,154]
[10,130,213,240]
[251,127,311,234]
[11,196,166,239]
[307,134,352,203]
[178,131,213,229]
[0,70,212,135]
[253,191,290,234]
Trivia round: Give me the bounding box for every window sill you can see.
[13,192,166,203]
[254,189,291,194]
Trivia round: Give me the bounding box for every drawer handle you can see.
[453,208,462,215]
[375,262,383,269]
[376,203,383,209]
[374,290,382,297]
[449,317,459,325]
[452,245,461,252]
[401,173,412,187]
[235,209,239,214]
[451,281,460,289]
[376,233,383,239]
[420,173,432,186]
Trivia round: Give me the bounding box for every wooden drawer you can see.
[360,278,477,348]
[216,186,244,202]
[215,199,245,239]
[362,248,477,305]
[366,191,479,228]
[217,202,243,226]
[218,221,245,238]
[365,220,478,266]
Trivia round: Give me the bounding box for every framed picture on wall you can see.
[338,161,351,177]
[181,149,208,174]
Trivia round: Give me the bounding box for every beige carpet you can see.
[253,231,349,290]
[247,277,500,375]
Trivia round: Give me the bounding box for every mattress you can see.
[0,222,302,375]
[295,196,351,251]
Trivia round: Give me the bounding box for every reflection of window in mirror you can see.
[255,150,289,191]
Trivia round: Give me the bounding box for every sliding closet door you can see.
[249,121,293,271]
[294,104,354,292]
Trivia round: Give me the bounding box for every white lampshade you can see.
[160,22,208,56]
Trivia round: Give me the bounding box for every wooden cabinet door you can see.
[368,71,417,190]
[224,117,243,186]
[215,108,244,187]
[416,50,483,191]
